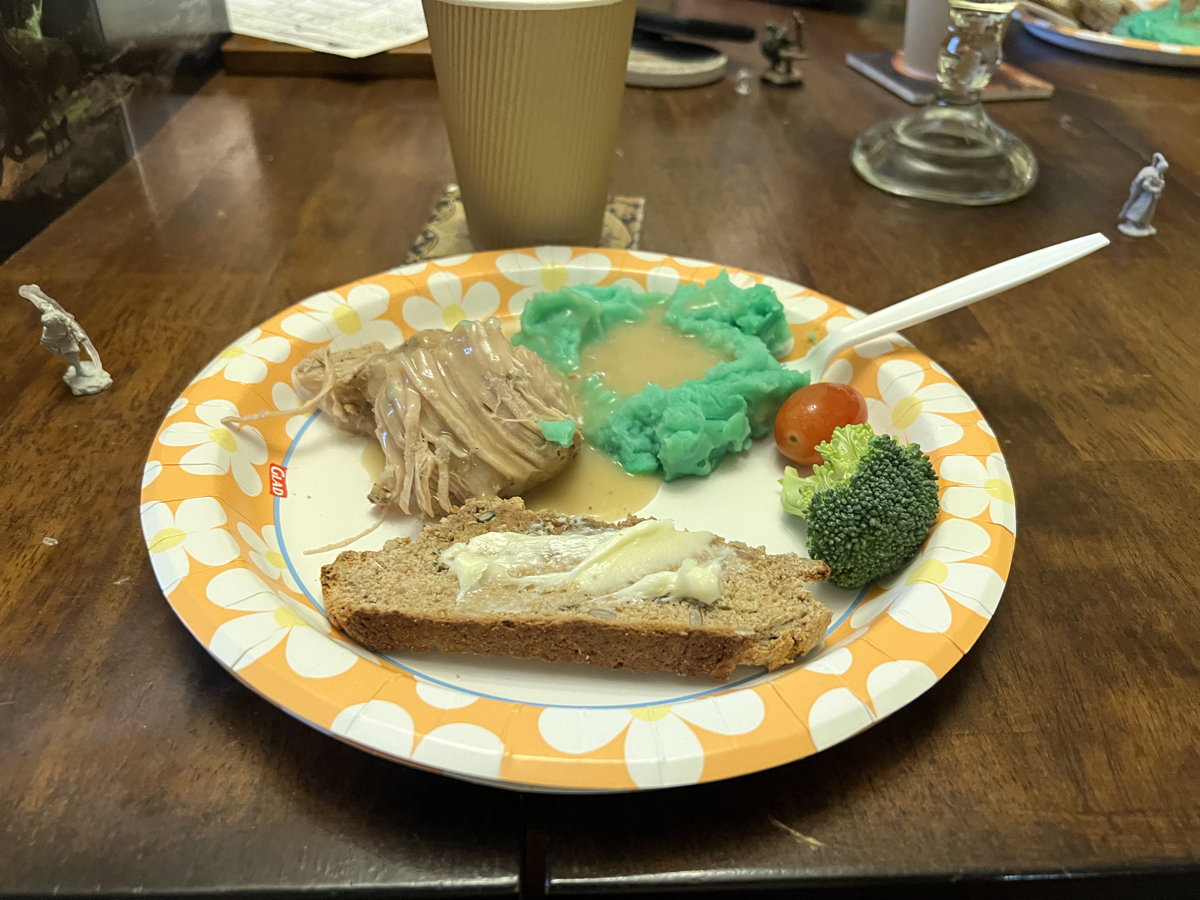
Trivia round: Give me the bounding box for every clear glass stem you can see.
[848,0,1036,205]
[937,5,1011,106]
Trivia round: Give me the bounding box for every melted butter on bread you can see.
[441,519,722,605]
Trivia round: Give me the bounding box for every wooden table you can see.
[2,2,1197,896]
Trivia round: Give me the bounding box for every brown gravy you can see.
[521,443,659,521]
[361,440,385,478]
[578,307,726,396]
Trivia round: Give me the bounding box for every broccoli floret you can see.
[780,423,939,589]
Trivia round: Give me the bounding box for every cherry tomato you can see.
[773,383,868,466]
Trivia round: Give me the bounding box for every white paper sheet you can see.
[227,0,428,59]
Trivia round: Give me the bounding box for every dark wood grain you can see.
[1,0,1198,896]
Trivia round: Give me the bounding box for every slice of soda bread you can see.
[322,497,831,679]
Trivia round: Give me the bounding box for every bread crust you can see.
[322,497,831,679]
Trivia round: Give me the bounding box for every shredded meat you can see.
[294,342,382,436]
[296,319,578,517]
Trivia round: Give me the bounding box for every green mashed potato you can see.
[514,272,808,480]
[1113,0,1200,45]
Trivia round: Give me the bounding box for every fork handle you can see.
[819,232,1110,361]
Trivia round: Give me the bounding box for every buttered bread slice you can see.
[322,497,831,679]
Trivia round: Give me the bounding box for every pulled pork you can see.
[295,318,578,517]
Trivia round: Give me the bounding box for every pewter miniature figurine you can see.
[761,22,804,86]
[791,10,809,60]
[1118,152,1168,237]
[19,284,112,395]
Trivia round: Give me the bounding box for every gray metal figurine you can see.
[790,10,809,60]
[761,19,804,86]
[20,284,113,395]
[1118,152,1168,238]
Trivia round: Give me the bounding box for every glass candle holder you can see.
[851,1,1037,206]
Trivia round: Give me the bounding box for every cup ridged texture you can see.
[424,0,635,248]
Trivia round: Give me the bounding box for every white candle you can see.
[902,0,951,80]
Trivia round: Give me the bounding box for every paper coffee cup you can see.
[901,0,951,80]
[422,0,636,249]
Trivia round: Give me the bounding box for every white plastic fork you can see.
[798,232,1111,380]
